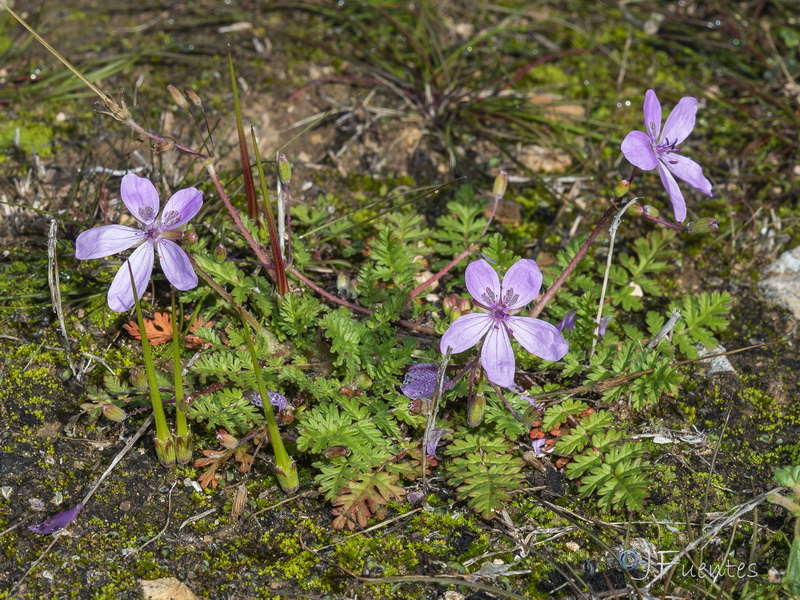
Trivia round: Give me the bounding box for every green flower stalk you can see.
[240,313,298,493]
[129,265,175,467]
[171,293,192,464]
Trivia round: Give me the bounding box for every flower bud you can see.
[686,218,720,234]
[614,179,631,198]
[277,406,295,426]
[184,87,203,107]
[467,391,486,428]
[102,403,127,422]
[167,84,188,108]
[277,154,292,185]
[216,430,238,449]
[322,445,351,458]
[129,367,148,390]
[214,243,227,263]
[493,170,508,199]
[642,204,659,218]
[182,229,199,246]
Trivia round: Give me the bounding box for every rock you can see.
[140,578,199,600]
[758,245,800,319]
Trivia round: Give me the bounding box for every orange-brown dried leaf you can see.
[123,312,174,345]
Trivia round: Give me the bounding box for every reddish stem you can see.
[407,246,475,302]
[528,205,617,319]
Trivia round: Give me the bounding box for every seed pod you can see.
[167,84,188,108]
[184,87,203,107]
[231,484,247,522]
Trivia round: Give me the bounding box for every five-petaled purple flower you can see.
[440,259,569,387]
[76,174,202,312]
[621,89,712,223]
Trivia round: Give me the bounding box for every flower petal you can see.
[621,131,658,171]
[661,96,697,146]
[157,239,198,290]
[507,316,569,361]
[500,259,541,310]
[440,313,492,354]
[75,225,143,259]
[120,174,160,225]
[643,89,662,141]
[465,259,501,308]
[656,161,687,223]
[107,243,155,312]
[661,152,713,197]
[160,186,203,229]
[481,324,515,387]
[28,502,83,535]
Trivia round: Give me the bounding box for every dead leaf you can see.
[140,577,199,600]
[123,312,173,345]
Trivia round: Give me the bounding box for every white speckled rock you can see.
[758,245,800,319]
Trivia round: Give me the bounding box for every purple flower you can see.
[440,259,569,387]
[556,309,577,333]
[425,426,449,459]
[243,390,289,412]
[621,90,712,223]
[597,315,613,341]
[531,438,547,457]
[29,502,83,534]
[76,174,202,312]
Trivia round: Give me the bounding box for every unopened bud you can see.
[102,403,127,422]
[277,154,292,185]
[641,204,659,218]
[467,391,486,428]
[614,179,631,198]
[493,170,508,199]
[184,87,203,107]
[458,297,472,314]
[129,367,148,390]
[686,218,720,234]
[153,140,175,154]
[182,229,199,246]
[277,407,295,425]
[101,95,131,122]
[322,445,351,459]
[442,295,459,318]
[167,84,188,108]
[214,243,227,262]
[216,430,238,449]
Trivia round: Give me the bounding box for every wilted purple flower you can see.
[76,174,202,312]
[400,363,447,400]
[29,502,83,534]
[440,259,569,388]
[531,438,547,456]
[244,390,289,412]
[425,426,449,459]
[621,89,712,223]
[597,316,613,341]
[556,309,577,333]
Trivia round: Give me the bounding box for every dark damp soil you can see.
[1,1,799,599]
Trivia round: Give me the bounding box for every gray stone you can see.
[758,245,800,319]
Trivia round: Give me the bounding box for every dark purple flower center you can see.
[655,137,681,155]
[480,284,521,323]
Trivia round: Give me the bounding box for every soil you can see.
[1,1,799,599]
